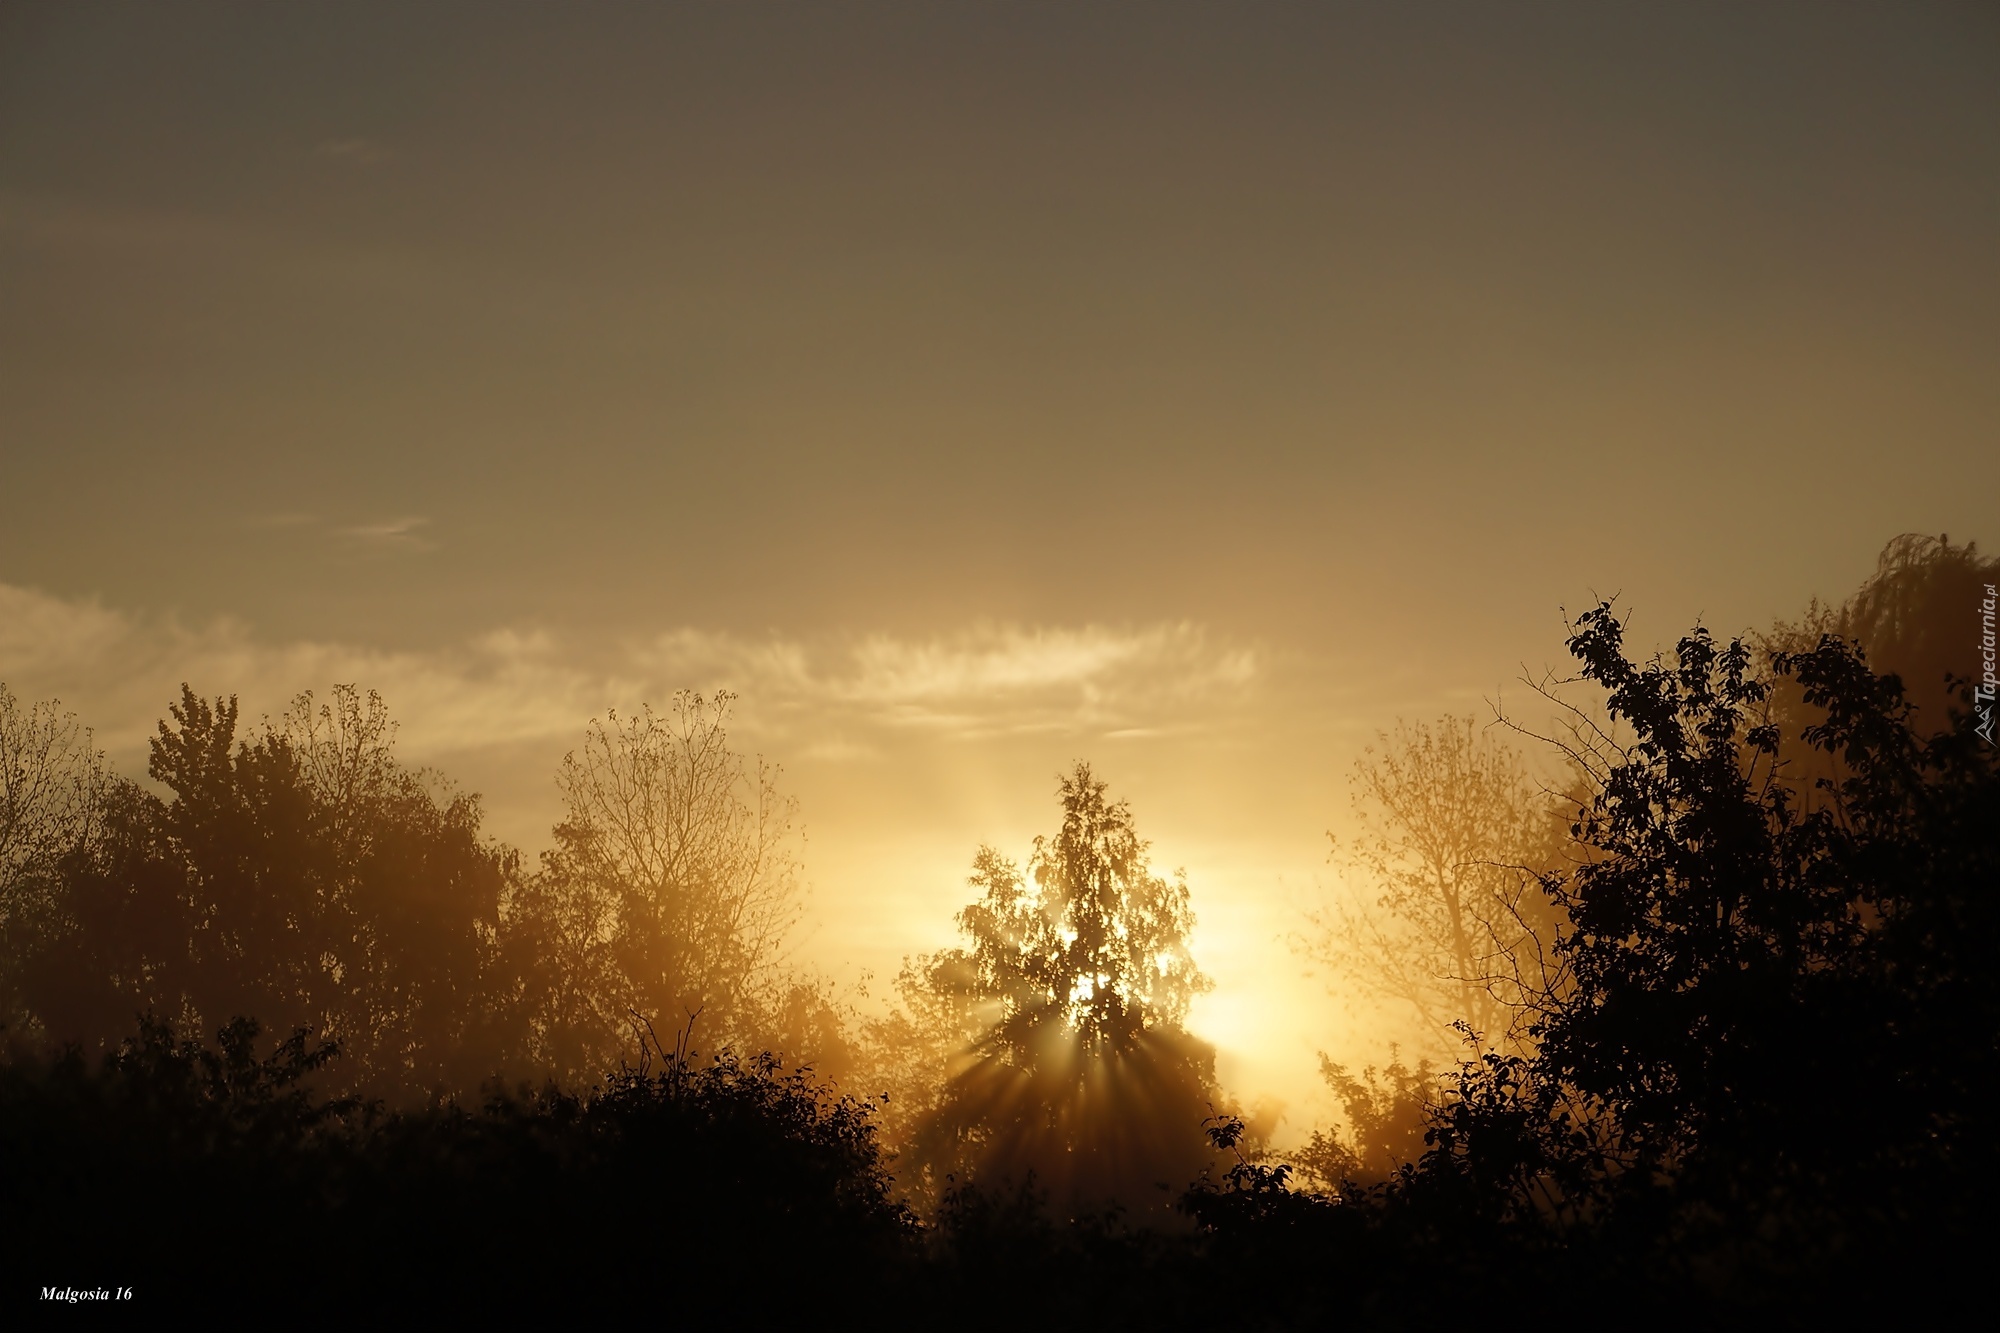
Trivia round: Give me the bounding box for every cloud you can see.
[0,583,133,682]
[237,513,439,554]
[336,516,437,554]
[0,581,1263,773]
[633,623,1260,739]
[0,581,601,766]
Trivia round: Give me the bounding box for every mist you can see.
[3,2,1995,1322]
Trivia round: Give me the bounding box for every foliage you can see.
[4,685,516,1100]
[1292,1049,1437,1189]
[949,766,1206,1058]
[0,684,110,1038]
[887,764,1221,1218]
[514,691,805,1074]
[1,1012,914,1315]
[0,684,109,901]
[1392,605,1999,1308]
[1311,717,1566,1058]
[2,684,832,1103]
[1764,532,1998,732]
[7,541,1996,1320]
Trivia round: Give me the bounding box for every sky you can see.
[2,1,1995,1137]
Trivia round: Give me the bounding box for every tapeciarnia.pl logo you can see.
[1977,582,1997,747]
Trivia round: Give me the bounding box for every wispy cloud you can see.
[633,623,1259,739]
[239,513,437,554]
[337,516,436,554]
[0,582,605,765]
[0,581,1262,774]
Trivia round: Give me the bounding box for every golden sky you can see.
[2,2,1994,1137]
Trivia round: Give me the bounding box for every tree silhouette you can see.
[1765,533,1998,729]
[6,685,517,1099]
[1,1011,916,1316]
[1761,533,2000,804]
[1396,606,2000,1307]
[894,763,1221,1220]
[1291,1050,1436,1189]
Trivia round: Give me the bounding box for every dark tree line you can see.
[2,687,518,1102]
[1,685,832,1103]
[2,1017,913,1315]
[1187,576,1998,1324]
[4,535,1995,1323]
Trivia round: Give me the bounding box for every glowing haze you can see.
[2,3,1994,1137]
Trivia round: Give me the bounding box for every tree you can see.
[1762,533,2000,798]
[0,684,110,1040]
[1403,606,2000,1302]
[0,685,108,893]
[0,1010,916,1317]
[518,691,803,1067]
[498,825,630,1088]
[1765,533,1998,730]
[891,763,1220,1218]
[1290,1050,1435,1190]
[1309,717,1564,1060]
[11,684,518,1100]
